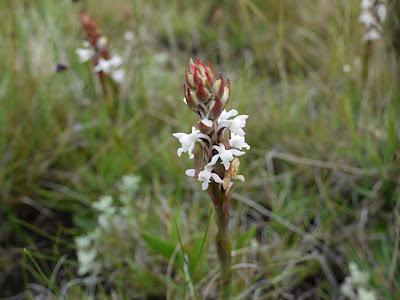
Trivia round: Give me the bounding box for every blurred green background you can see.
[0,0,399,299]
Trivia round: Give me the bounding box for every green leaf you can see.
[234,226,257,249]
[141,231,176,259]
[189,208,212,274]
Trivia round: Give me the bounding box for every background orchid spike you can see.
[77,12,125,86]
[174,58,249,194]
[359,0,387,41]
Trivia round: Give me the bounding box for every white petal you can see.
[97,36,108,49]
[230,149,245,156]
[177,148,184,157]
[201,118,213,128]
[211,173,223,183]
[201,181,209,190]
[218,109,238,122]
[111,69,125,83]
[173,132,185,139]
[188,143,195,159]
[208,155,219,166]
[76,48,94,63]
[185,169,196,177]
[222,160,231,170]
[110,55,122,67]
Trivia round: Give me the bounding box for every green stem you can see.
[361,40,372,88]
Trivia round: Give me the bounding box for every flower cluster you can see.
[359,0,387,41]
[75,174,140,276]
[340,262,377,300]
[76,13,125,83]
[173,59,249,192]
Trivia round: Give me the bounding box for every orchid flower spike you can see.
[77,12,125,84]
[359,0,387,42]
[173,58,250,194]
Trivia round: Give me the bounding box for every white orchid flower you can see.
[217,109,249,136]
[76,48,94,63]
[185,165,223,190]
[94,55,122,74]
[229,133,250,150]
[208,143,245,170]
[173,127,210,159]
[364,28,381,41]
[111,69,125,83]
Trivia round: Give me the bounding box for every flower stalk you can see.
[173,58,249,298]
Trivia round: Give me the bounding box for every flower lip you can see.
[217,109,249,136]
[208,143,245,170]
[229,133,250,150]
[173,127,211,159]
[186,165,223,190]
[76,48,95,63]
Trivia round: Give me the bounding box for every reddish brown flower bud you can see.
[185,70,195,88]
[183,58,230,119]
[208,99,224,120]
[196,83,210,103]
[184,84,199,112]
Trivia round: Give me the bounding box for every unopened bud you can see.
[185,71,195,88]
[208,99,224,120]
[97,36,108,50]
[198,118,213,134]
[196,83,210,103]
[212,79,222,95]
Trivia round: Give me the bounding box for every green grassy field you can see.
[1,0,399,299]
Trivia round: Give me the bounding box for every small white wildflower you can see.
[93,195,113,211]
[229,133,250,150]
[361,0,374,10]
[173,127,210,159]
[97,36,108,50]
[124,31,135,41]
[208,143,245,170]
[111,69,125,83]
[357,287,377,300]
[109,55,122,67]
[94,59,112,73]
[75,48,94,63]
[340,281,356,298]
[77,248,98,275]
[94,55,122,74]
[120,174,140,193]
[343,64,351,73]
[359,11,377,27]
[185,165,223,190]
[364,28,381,41]
[218,109,249,136]
[376,4,387,23]
[340,262,377,300]
[75,235,92,249]
[349,262,370,285]
[98,213,110,229]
